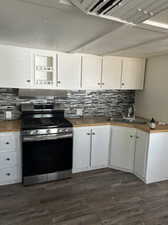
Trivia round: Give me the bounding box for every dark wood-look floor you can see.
[1,169,168,225]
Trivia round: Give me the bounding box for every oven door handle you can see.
[22,133,72,142]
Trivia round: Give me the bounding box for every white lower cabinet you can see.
[73,127,91,172]
[110,126,136,172]
[134,130,149,180]
[73,126,110,173]
[146,132,168,184]
[0,132,21,185]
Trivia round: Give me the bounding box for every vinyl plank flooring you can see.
[0,169,168,225]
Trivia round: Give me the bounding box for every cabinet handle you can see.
[98,83,101,85]
[130,135,133,138]
[6,158,10,161]
[57,81,61,84]
[6,142,10,145]
[6,173,11,176]
[92,132,95,135]
[121,82,125,86]
[136,136,140,139]
[26,80,31,83]
[87,133,90,135]
[101,83,104,85]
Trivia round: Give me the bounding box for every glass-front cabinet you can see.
[33,51,57,88]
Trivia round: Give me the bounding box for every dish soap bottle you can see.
[149,118,156,129]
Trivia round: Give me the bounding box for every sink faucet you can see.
[127,104,135,119]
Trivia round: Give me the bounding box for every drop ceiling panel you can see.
[75,26,166,55]
[19,0,72,8]
[110,38,168,57]
[147,8,168,24]
[0,0,122,52]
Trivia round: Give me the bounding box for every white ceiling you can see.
[74,25,166,55]
[0,0,168,57]
[0,0,122,51]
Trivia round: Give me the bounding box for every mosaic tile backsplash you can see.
[0,88,135,120]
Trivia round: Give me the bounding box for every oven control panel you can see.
[22,127,73,136]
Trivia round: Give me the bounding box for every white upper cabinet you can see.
[0,44,146,90]
[121,58,146,90]
[0,45,32,88]
[110,126,136,172]
[102,56,122,89]
[81,55,102,89]
[32,50,57,89]
[57,53,81,89]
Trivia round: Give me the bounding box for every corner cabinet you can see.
[134,130,149,180]
[110,126,136,172]
[0,45,32,88]
[121,58,146,90]
[73,126,110,173]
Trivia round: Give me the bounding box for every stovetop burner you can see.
[21,103,72,130]
[22,117,72,130]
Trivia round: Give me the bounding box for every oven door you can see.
[22,133,73,184]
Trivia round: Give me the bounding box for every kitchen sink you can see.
[108,117,147,124]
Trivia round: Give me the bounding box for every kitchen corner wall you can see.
[136,54,168,122]
[0,88,135,120]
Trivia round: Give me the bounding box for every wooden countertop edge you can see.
[0,120,21,132]
[0,129,21,132]
[0,119,168,134]
[71,122,168,133]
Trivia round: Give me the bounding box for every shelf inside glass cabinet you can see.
[34,54,55,85]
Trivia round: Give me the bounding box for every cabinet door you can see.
[146,133,168,184]
[82,55,102,89]
[134,130,149,179]
[121,58,145,90]
[0,45,32,88]
[102,56,122,89]
[110,126,136,172]
[73,127,91,173]
[91,126,110,169]
[58,53,81,89]
[32,50,57,89]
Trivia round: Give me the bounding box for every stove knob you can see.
[47,129,50,134]
[35,130,38,135]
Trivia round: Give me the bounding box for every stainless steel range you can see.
[21,103,73,186]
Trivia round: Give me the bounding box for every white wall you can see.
[136,54,168,122]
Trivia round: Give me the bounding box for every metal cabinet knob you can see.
[101,83,104,85]
[87,133,90,135]
[6,142,9,145]
[6,173,11,176]
[57,81,61,84]
[6,158,10,161]
[27,80,31,83]
[92,132,95,135]
[98,83,101,85]
[130,135,133,138]
[122,82,125,86]
[136,136,140,139]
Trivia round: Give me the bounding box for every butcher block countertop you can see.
[68,117,168,133]
[0,118,168,133]
[0,120,21,132]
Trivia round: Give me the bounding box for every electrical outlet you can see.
[76,109,83,116]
